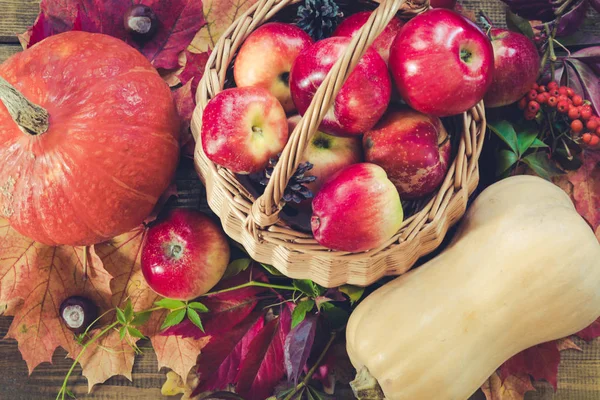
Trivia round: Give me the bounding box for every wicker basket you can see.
[191,0,487,287]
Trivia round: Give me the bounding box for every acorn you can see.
[59,296,99,334]
[124,5,158,41]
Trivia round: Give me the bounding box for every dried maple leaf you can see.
[500,341,561,389]
[189,0,260,53]
[179,50,210,95]
[577,317,600,341]
[554,150,600,242]
[23,0,206,70]
[482,372,536,400]
[5,239,112,374]
[556,337,582,351]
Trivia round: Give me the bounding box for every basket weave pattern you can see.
[191,0,487,287]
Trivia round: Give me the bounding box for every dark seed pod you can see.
[59,296,98,334]
[124,5,158,41]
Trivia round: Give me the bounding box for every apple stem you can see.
[252,126,263,135]
[169,244,183,258]
[202,281,296,297]
[0,75,49,136]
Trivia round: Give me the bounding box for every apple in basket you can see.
[201,86,289,174]
[484,28,541,108]
[364,108,451,199]
[234,22,313,113]
[311,163,404,252]
[290,36,392,137]
[141,209,230,301]
[288,115,362,205]
[389,9,494,117]
[332,11,404,64]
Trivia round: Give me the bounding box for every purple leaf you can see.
[284,314,318,384]
[555,0,588,37]
[569,47,600,75]
[566,59,600,114]
[323,288,346,302]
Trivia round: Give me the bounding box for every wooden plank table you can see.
[1,0,600,399]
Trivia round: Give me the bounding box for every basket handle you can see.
[249,0,430,230]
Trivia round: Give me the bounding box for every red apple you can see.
[430,0,457,8]
[234,22,313,113]
[389,9,494,117]
[201,86,288,174]
[290,36,391,137]
[484,28,540,108]
[311,163,404,252]
[141,209,230,300]
[364,108,451,199]
[332,11,404,64]
[288,115,362,202]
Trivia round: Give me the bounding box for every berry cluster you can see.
[518,81,600,147]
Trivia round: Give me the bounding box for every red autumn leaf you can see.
[3,228,112,374]
[172,81,196,156]
[23,0,206,70]
[499,341,561,389]
[577,317,600,341]
[235,306,291,400]
[163,268,268,339]
[482,372,536,400]
[555,150,600,242]
[179,50,210,95]
[284,314,317,384]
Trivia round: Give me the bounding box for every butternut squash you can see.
[346,175,600,400]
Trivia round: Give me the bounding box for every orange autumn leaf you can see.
[189,0,260,53]
[144,309,211,380]
[482,372,536,400]
[4,233,112,373]
[556,337,582,352]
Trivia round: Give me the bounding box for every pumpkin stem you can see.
[0,75,49,135]
[350,366,385,400]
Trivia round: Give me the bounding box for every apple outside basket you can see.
[190,0,487,287]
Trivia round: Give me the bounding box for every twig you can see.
[82,246,88,281]
[202,281,296,297]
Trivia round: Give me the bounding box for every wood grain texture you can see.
[0,0,38,43]
[0,44,21,62]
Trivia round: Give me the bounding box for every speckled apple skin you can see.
[290,37,391,137]
[333,11,404,64]
[311,163,404,252]
[234,23,313,113]
[201,87,288,174]
[389,9,494,117]
[364,108,451,199]
[484,29,540,108]
[141,209,230,301]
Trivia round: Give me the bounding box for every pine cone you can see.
[297,0,343,41]
[260,157,317,204]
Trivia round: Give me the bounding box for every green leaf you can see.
[489,120,519,155]
[517,129,541,156]
[188,302,209,313]
[339,285,365,304]
[154,298,186,310]
[65,388,76,399]
[222,258,252,279]
[131,311,152,326]
[160,308,187,330]
[293,279,325,298]
[187,308,205,332]
[127,326,145,339]
[529,138,548,149]
[116,308,127,325]
[119,326,127,341]
[523,152,565,180]
[497,149,519,176]
[307,386,331,400]
[307,387,319,400]
[505,8,534,38]
[124,299,134,322]
[291,299,315,329]
[320,302,349,330]
[260,263,283,276]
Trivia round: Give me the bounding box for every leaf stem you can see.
[202,281,296,297]
[56,321,119,400]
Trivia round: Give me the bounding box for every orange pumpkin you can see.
[0,32,180,246]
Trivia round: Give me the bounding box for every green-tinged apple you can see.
[141,209,230,301]
[484,28,540,108]
[333,11,404,64]
[288,115,362,204]
[234,23,313,113]
[364,108,451,199]
[389,9,494,117]
[201,87,289,174]
[311,163,404,252]
[290,37,391,137]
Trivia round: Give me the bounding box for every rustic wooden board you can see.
[0,0,38,43]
